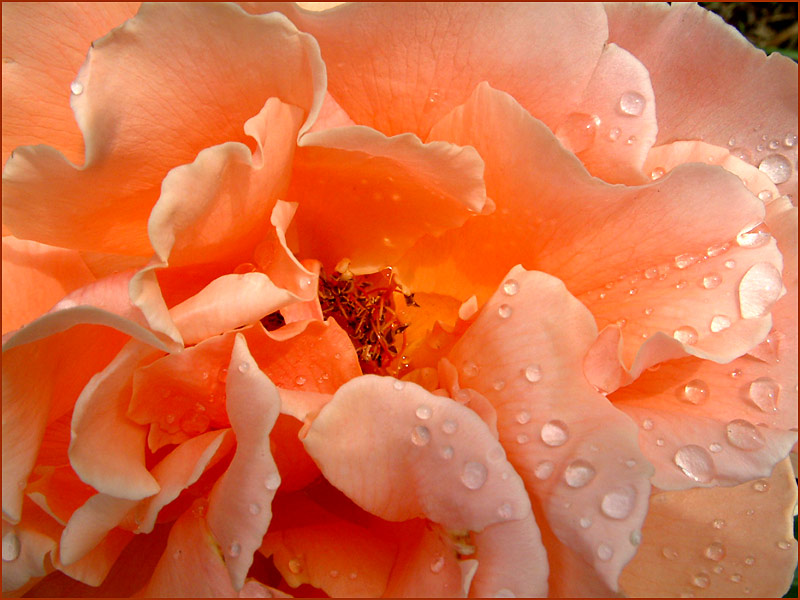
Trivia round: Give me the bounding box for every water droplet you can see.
[663,547,679,560]
[726,419,765,451]
[497,503,513,520]
[757,189,774,202]
[463,361,479,377]
[180,411,210,436]
[248,503,261,516]
[229,542,241,558]
[704,542,726,561]
[675,254,699,269]
[487,447,505,462]
[731,147,753,162]
[288,557,303,573]
[709,443,723,453]
[411,425,431,446]
[393,380,405,391]
[692,573,710,589]
[523,364,542,382]
[642,418,654,431]
[70,81,83,95]
[784,133,797,147]
[440,445,454,460]
[702,273,722,289]
[642,307,654,317]
[628,287,638,295]
[596,543,614,561]
[630,530,642,546]
[757,143,765,152]
[650,167,665,180]
[744,555,755,566]
[682,379,709,405]
[777,540,792,550]
[498,304,513,319]
[673,325,699,345]
[415,405,432,420]
[329,569,339,578]
[728,136,737,147]
[503,279,520,295]
[625,459,637,468]
[736,227,771,248]
[748,377,780,412]
[430,555,445,573]
[601,486,636,519]
[674,445,715,483]
[626,135,636,145]
[541,420,569,446]
[618,91,646,116]
[564,459,596,488]
[515,411,531,425]
[710,315,732,333]
[656,438,665,447]
[165,413,176,425]
[534,460,554,480]
[758,154,792,184]
[264,473,281,491]
[746,508,756,515]
[2,530,20,562]
[516,433,530,445]
[238,362,250,373]
[492,379,506,391]
[769,140,781,150]
[675,280,688,289]
[299,277,313,289]
[461,461,488,490]
[739,262,783,319]
[349,572,358,580]
[730,573,742,583]
[579,517,592,529]
[713,565,724,574]
[555,112,599,153]
[609,127,621,141]
[707,242,730,257]
[217,367,228,382]
[712,518,726,529]
[443,420,459,436]
[295,375,306,386]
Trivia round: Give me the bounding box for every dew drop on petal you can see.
[440,445,454,460]
[777,540,792,550]
[555,112,598,153]
[682,379,709,405]
[707,242,730,257]
[757,189,774,202]
[710,315,731,333]
[709,443,723,453]
[498,304,513,319]
[650,167,665,180]
[70,81,83,95]
[430,555,445,573]
[461,461,488,490]
[674,445,715,483]
[642,418,654,431]
[503,279,520,295]
[463,361,479,377]
[725,420,765,450]
[673,326,699,345]
[736,228,771,248]
[618,91,645,116]
[541,420,569,446]
[724,259,736,269]
[516,433,530,445]
[442,420,458,434]
[229,542,241,558]
[758,154,792,184]
[516,411,531,425]
[692,573,710,589]
[579,517,592,529]
[415,405,432,420]
[288,557,302,573]
[497,503,513,520]
[675,254,699,269]
[493,589,516,598]
[295,375,306,386]
[600,486,636,519]
[748,377,780,412]
[597,543,614,561]
[731,147,753,162]
[738,262,783,319]
[248,503,261,516]
[730,573,742,583]
[523,364,542,382]
[264,473,281,491]
[411,425,431,446]
[2,530,20,562]
[609,127,621,141]
[744,555,755,566]
[712,518,726,529]
[644,267,659,279]
[564,459,596,488]
[704,542,726,561]
[492,379,506,391]
[393,380,405,391]
[630,530,642,546]
[663,547,679,560]
[534,460,554,480]
[702,273,722,289]
[656,438,665,447]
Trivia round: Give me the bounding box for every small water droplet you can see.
[712,518,726,529]
[739,262,783,319]
[555,112,599,153]
[515,411,531,425]
[295,375,306,386]
[663,547,679,560]
[579,517,593,529]
[165,413,176,425]
[564,459,596,488]
[692,573,710,589]
[650,167,665,180]
[442,420,458,435]
[493,589,516,598]
[541,420,569,446]
[503,279,520,295]
[329,569,339,578]
[415,405,432,420]
[642,418,654,431]
[674,445,715,483]
[625,459,637,468]
[710,315,732,333]
[744,555,755,566]
[609,127,621,141]
[628,287,638,295]
[349,572,358,580]
[656,438,665,446]
[702,273,722,289]
[516,433,530,445]
[758,154,792,184]
[709,443,723,453]
[777,540,792,550]
[461,461,488,490]
[430,555,445,573]
[440,445,454,460]
[704,542,726,561]
[70,81,84,95]
[523,364,542,382]
[707,242,730,257]
[730,573,742,583]
[180,411,210,436]
[768,140,781,150]
[411,425,431,446]
[675,254,699,269]
[675,280,688,290]
[463,361,479,377]
[726,419,765,450]
[784,133,797,148]
[229,542,241,558]
[288,557,303,573]
[596,542,614,561]
[492,379,506,391]
[682,379,709,405]
[498,304,513,319]
[731,147,753,162]
[736,227,771,248]
[673,325,699,345]
[618,91,646,116]
[238,362,250,373]
[713,565,724,574]
[534,460,554,480]
[644,267,658,279]
[748,377,780,412]
[497,502,513,520]
[757,189,774,202]
[264,473,281,490]
[601,486,636,519]
[630,530,642,546]
[625,135,636,145]
[393,380,405,391]
[757,143,765,152]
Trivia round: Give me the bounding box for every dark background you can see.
[701,2,798,60]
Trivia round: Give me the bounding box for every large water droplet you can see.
[534,460,554,480]
[748,377,780,412]
[555,112,599,153]
[564,459,596,488]
[682,379,709,405]
[618,91,646,116]
[523,364,542,383]
[725,420,765,450]
[702,273,722,289]
[503,279,520,296]
[2,530,20,562]
[738,262,783,319]
[674,445,715,483]
[541,420,569,446]
[758,154,792,184]
[411,425,431,446]
[498,304,513,319]
[710,315,732,333]
[596,543,614,561]
[415,405,432,420]
[461,461,488,490]
[673,325,699,345]
[704,542,726,561]
[601,486,636,519]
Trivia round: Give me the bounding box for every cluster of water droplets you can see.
[728,131,797,186]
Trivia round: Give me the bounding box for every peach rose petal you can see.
[565,43,657,184]
[1,237,95,334]
[620,458,798,598]
[604,2,798,199]
[141,499,238,597]
[55,526,134,587]
[26,466,95,528]
[303,374,549,597]
[69,340,161,501]
[206,334,283,591]
[58,493,137,567]
[260,3,607,140]
[1,499,63,593]
[1,2,139,165]
[308,91,357,133]
[290,126,488,273]
[3,3,324,255]
[448,266,653,592]
[239,580,293,598]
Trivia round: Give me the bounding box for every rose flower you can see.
[2,3,797,598]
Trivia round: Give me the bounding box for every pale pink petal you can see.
[1,2,139,165]
[604,2,798,199]
[2,237,95,334]
[620,458,797,598]
[303,374,549,597]
[3,3,324,255]
[206,334,283,591]
[69,340,161,501]
[290,126,488,273]
[255,3,608,140]
[240,580,293,598]
[54,527,133,587]
[448,266,653,592]
[142,500,238,597]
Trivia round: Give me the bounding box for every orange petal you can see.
[1,2,139,165]
[54,527,133,587]
[308,91,357,133]
[604,2,798,199]
[620,458,798,597]
[1,499,62,594]
[2,237,95,334]
[3,3,324,255]
[206,334,283,591]
[303,374,549,597]
[448,266,653,592]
